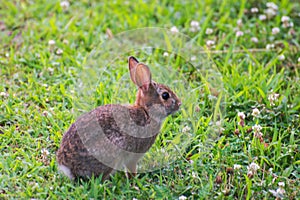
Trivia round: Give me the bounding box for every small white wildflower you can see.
[298,57,300,63]
[276,187,286,195]
[278,54,285,61]
[269,187,285,198]
[252,124,262,133]
[170,26,179,33]
[56,48,63,55]
[190,55,196,61]
[272,27,280,35]
[281,16,291,28]
[5,53,9,57]
[237,19,243,26]
[254,131,263,138]
[205,28,213,35]
[192,171,197,178]
[266,43,275,50]
[0,92,8,97]
[60,1,70,11]
[251,7,259,13]
[251,37,259,43]
[259,14,267,21]
[247,162,260,173]
[266,2,278,10]
[233,164,242,170]
[236,30,244,37]
[281,16,290,23]
[182,126,191,133]
[48,40,55,46]
[190,20,200,32]
[179,195,187,200]
[265,8,276,19]
[206,40,215,47]
[268,92,280,106]
[251,108,260,117]
[163,52,169,57]
[132,198,138,200]
[63,39,69,44]
[278,182,285,187]
[238,112,245,120]
[48,67,54,73]
[41,148,50,156]
[216,120,222,126]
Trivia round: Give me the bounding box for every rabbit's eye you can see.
[162,92,170,100]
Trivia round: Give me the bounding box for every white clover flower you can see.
[266,43,275,50]
[170,26,179,33]
[206,40,215,47]
[278,182,285,187]
[234,164,242,170]
[251,108,260,117]
[252,124,262,132]
[48,40,55,46]
[265,8,276,19]
[281,16,290,23]
[247,162,260,173]
[268,92,280,106]
[237,19,243,26]
[251,7,259,13]
[190,55,196,61]
[190,20,200,32]
[269,187,286,198]
[205,28,213,35]
[278,54,285,60]
[192,171,197,178]
[60,1,70,11]
[179,195,187,200]
[63,39,69,44]
[251,37,259,43]
[41,148,50,156]
[254,131,263,138]
[266,2,278,10]
[236,30,244,37]
[182,126,191,133]
[163,52,169,57]
[272,27,280,35]
[259,14,267,21]
[56,48,63,55]
[0,92,8,97]
[281,16,292,28]
[238,112,245,120]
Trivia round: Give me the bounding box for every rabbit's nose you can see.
[178,101,182,107]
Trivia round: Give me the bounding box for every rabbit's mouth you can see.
[167,101,181,115]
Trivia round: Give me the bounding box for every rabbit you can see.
[56,56,181,181]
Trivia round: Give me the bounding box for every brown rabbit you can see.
[56,56,181,180]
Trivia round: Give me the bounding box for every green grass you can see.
[1,0,300,199]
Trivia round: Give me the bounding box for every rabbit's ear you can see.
[133,63,152,91]
[128,56,139,84]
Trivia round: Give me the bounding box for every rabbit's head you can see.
[128,56,181,119]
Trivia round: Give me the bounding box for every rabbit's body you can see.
[56,56,181,180]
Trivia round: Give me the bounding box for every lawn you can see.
[0,0,299,199]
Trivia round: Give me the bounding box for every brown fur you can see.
[56,56,181,180]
